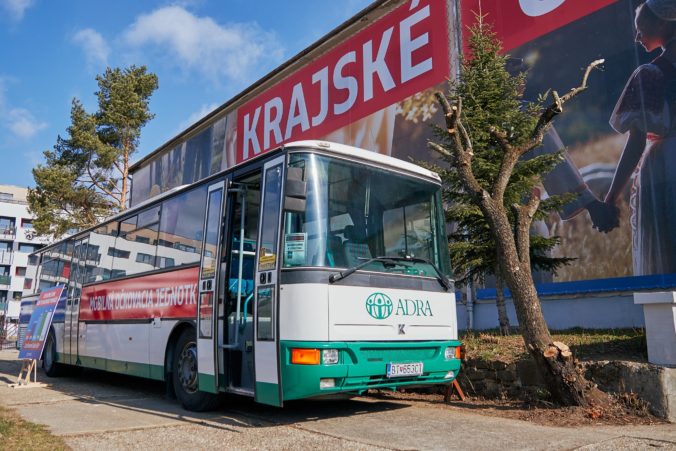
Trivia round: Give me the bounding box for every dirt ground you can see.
[368,388,666,428]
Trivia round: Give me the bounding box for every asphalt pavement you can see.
[0,349,674,450]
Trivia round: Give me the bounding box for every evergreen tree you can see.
[427,20,573,335]
[429,17,606,406]
[29,66,158,237]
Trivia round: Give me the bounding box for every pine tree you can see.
[429,17,606,406]
[28,66,158,237]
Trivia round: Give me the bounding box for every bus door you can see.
[64,237,87,365]
[254,157,285,406]
[197,181,227,393]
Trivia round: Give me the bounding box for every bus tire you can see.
[172,328,221,412]
[42,330,65,377]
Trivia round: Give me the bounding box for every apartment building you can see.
[0,185,50,319]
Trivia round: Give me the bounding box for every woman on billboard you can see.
[605,0,676,276]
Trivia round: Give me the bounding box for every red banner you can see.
[79,266,199,321]
[460,0,618,52]
[236,0,450,163]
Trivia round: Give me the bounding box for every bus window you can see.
[225,173,260,318]
[282,153,451,277]
[258,165,283,271]
[158,185,208,268]
[111,206,160,278]
[87,222,117,283]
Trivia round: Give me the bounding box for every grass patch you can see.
[0,404,68,450]
[460,328,647,363]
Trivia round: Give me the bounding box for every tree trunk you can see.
[494,263,511,335]
[483,199,599,407]
[120,147,129,211]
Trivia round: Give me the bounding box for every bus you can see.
[25,140,462,411]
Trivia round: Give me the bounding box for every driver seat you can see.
[342,225,372,267]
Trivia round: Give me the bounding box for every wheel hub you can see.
[177,342,198,393]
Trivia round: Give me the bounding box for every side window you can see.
[158,185,208,269]
[88,222,117,283]
[258,164,283,271]
[112,206,160,277]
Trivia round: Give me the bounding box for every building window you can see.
[111,269,126,279]
[0,193,13,200]
[21,219,34,229]
[18,243,41,253]
[13,291,22,300]
[107,248,130,259]
[157,256,175,268]
[136,253,155,265]
[23,278,32,290]
[0,217,15,233]
[15,267,26,276]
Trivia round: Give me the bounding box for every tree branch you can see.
[528,59,604,154]
[86,152,121,203]
[434,92,484,199]
[489,126,519,201]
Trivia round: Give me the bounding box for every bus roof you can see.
[284,140,440,182]
[31,139,441,258]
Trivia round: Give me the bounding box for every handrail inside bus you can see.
[239,292,255,332]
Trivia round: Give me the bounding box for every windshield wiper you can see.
[328,257,406,284]
[328,256,452,291]
[382,256,452,291]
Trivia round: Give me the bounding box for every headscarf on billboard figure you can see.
[606,0,676,276]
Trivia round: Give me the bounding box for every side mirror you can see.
[284,166,307,213]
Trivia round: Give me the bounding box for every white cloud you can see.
[72,28,110,67]
[178,103,219,132]
[0,77,47,139]
[1,0,34,21]
[122,6,284,83]
[6,108,47,139]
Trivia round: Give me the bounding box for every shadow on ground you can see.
[0,351,408,432]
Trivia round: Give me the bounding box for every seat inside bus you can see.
[342,224,372,267]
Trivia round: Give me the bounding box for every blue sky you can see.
[0,0,373,188]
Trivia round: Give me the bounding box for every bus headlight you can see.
[322,349,339,365]
[444,347,455,360]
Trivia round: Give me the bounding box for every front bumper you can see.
[280,340,462,401]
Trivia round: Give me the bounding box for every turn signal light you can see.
[291,348,320,365]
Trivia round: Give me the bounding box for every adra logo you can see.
[365,293,433,320]
[365,293,393,319]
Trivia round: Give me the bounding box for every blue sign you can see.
[18,285,64,360]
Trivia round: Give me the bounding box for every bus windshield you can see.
[283,152,451,277]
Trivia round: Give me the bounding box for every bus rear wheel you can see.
[172,328,221,412]
[42,330,65,377]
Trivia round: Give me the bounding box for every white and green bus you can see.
[27,140,462,411]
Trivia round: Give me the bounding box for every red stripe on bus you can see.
[79,266,200,321]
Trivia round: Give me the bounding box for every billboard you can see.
[460,0,676,282]
[130,0,675,285]
[131,0,455,204]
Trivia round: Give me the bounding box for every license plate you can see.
[386,362,423,378]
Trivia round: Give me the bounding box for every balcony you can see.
[0,251,12,265]
[0,227,15,239]
[0,275,10,286]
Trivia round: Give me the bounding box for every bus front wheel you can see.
[172,328,221,412]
